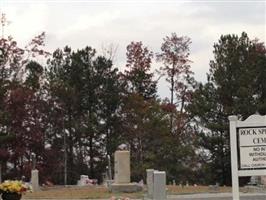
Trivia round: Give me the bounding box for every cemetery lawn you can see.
[23,186,144,199]
[24,185,236,199]
[167,185,232,194]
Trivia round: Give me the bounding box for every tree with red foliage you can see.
[157,33,195,134]
[123,41,157,99]
[0,32,49,180]
[121,42,160,180]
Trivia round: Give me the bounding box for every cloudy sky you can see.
[1,0,265,98]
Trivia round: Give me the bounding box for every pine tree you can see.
[46,46,122,183]
[188,32,266,185]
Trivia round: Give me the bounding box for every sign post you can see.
[229,114,266,200]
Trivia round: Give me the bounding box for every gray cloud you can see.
[187,1,265,25]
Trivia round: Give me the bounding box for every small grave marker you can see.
[146,169,154,198]
[153,171,166,200]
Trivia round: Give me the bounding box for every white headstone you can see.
[31,169,39,192]
[146,169,154,198]
[186,181,189,187]
[77,175,89,186]
[261,176,266,185]
[114,151,130,184]
[172,180,176,185]
[153,171,166,200]
[250,176,259,185]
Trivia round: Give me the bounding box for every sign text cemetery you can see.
[238,127,266,169]
[229,114,266,200]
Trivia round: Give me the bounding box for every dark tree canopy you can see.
[188,32,266,185]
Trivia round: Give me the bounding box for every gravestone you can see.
[153,171,166,200]
[145,170,166,200]
[249,176,260,185]
[30,153,39,192]
[114,151,130,183]
[185,181,189,187]
[107,154,112,180]
[77,175,89,186]
[172,180,176,185]
[109,150,142,193]
[31,169,39,192]
[261,176,266,185]
[146,169,154,198]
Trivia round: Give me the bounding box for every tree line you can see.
[0,32,265,186]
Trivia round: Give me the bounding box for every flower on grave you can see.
[0,180,32,194]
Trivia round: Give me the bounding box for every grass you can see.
[24,186,109,199]
[23,185,235,199]
[24,186,143,199]
[167,185,232,194]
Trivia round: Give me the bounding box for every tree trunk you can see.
[89,133,94,178]
[88,107,94,178]
[170,65,175,134]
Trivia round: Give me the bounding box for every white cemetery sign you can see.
[229,114,266,200]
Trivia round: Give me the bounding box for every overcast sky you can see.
[1,0,265,99]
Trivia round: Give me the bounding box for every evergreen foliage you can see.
[188,32,266,185]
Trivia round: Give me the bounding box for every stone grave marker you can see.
[146,169,154,198]
[249,176,260,185]
[153,171,166,200]
[114,150,130,183]
[31,169,39,192]
[261,176,266,185]
[110,150,142,192]
[30,153,39,192]
[145,170,166,200]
